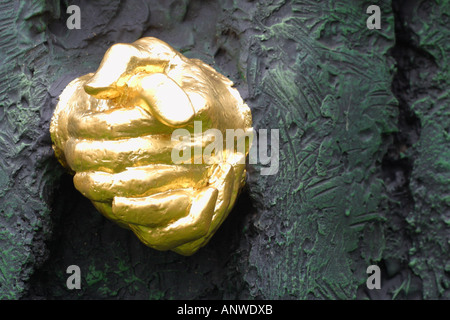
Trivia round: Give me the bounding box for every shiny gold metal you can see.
[50,37,253,255]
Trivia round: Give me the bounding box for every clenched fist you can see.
[50,37,253,255]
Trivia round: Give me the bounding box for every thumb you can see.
[138,73,195,128]
[84,37,179,99]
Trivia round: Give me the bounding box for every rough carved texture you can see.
[0,0,448,299]
[0,0,57,298]
[243,0,397,299]
[392,0,450,299]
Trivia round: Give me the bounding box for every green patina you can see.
[243,0,397,299]
[404,0,450,298]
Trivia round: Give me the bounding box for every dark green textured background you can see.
[0,0,448,299]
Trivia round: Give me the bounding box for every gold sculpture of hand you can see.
[50,37,253,255]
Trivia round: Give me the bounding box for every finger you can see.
[207,163,235,224]
[64,131,219,172]
[91,201,130,229]
[68,106,174,140]
[223,152,248,211]
[171,162,235,255]
[112,189,193,227]
[138,73,195,127]
[190,58,234,87]
[64,135,173,172]
[208,154,247,228]
[171,60,252,133]
[50,74,95,163]
[73,164,214,202]
[64,135,176,172]
[84,37,180,99]
[128,187,218,251]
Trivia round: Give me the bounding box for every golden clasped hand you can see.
[50,37,253,255]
